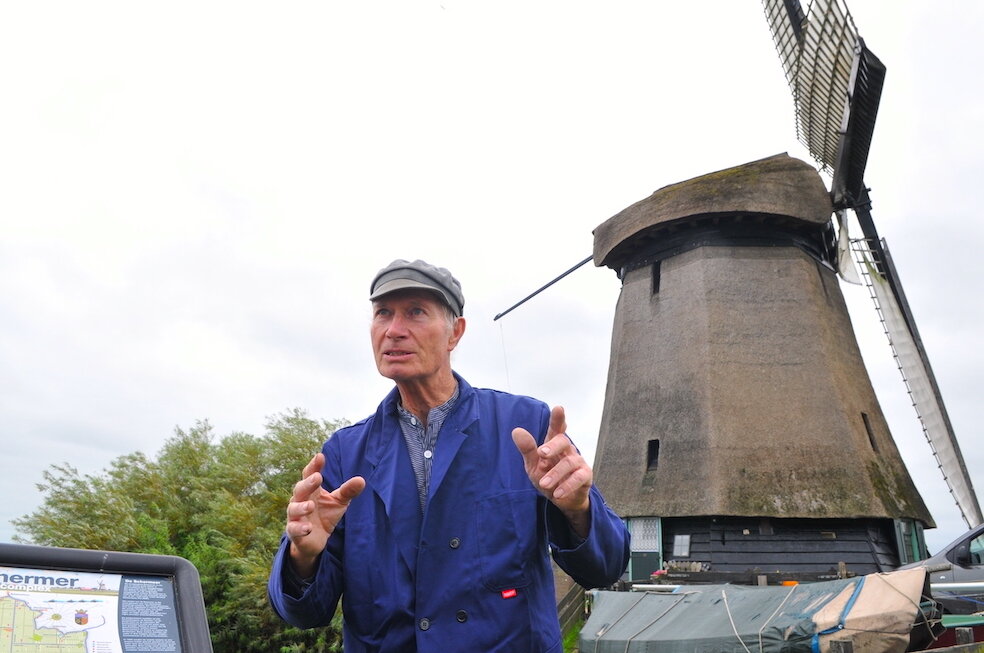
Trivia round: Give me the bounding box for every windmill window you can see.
[652,261,661,294]
[646,439,660,470]
[861,412,879,452]
[672,534,691,557]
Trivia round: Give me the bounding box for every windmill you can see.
[495,1,978,583]
[583,0,979,583]
[762,0,982,530]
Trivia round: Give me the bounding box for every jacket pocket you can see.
[475,489,538,591]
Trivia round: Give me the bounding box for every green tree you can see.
[13,409,348,653]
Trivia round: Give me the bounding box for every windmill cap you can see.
[369,259,464,317]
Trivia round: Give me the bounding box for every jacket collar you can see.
[364,371,479,469]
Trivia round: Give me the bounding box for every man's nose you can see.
[385,314,409,337]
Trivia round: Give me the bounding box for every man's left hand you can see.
[512,405,592,538]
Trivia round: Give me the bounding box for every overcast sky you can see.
[2,1,981,555]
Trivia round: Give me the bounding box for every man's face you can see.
[370,290,463,385]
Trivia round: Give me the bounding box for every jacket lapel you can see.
[365,389,421,577]
[427,376,479,505]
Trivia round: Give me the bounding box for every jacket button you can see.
[419,618,430,631]
[456,610,468,623]
[449,537,461,549]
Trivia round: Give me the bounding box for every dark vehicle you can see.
[903,524,984,615]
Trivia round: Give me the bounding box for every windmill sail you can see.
[854,239,984,528]
[763,0,884,206]
[763,0,859,177]
[764,0,982,528]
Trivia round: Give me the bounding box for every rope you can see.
[496,320,511,392]
[721,589,754,653]
[873,572,944,645]
[757,583,800,651]
[620,593,689,653]
[590,591,647,653]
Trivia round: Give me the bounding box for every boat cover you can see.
[580,567,936,653]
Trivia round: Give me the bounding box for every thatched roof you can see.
[593,153,832,271]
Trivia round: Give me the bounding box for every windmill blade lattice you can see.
[764,0,857,175]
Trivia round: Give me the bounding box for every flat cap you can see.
[369,259,464,317]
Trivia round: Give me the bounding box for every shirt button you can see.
[423,450,433,459]
[456,610,468,623]
[449,537,461,549]
[419,618,430,631]
[410,417,418,426]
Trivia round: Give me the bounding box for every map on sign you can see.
[1,565,182,653]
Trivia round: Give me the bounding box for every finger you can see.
[301,452,325,479]
[551,465,592,502]
[538,455,578,490]
[286,499,315,520]
[285,517,314,539]
[291,453,325,502]
[547,405,567,439]
[285,495,320,543]
[538,430,574,459]
[291,470,324,503]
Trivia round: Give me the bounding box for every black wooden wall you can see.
[660,516,901,576]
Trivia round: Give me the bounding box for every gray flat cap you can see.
[369,259,464,317]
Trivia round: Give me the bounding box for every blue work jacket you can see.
[269,374,630,652]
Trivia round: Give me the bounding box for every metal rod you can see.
[493,254,593,321]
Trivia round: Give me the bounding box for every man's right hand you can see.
[285,453,366,578]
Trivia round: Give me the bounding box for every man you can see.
[268,259,629,652]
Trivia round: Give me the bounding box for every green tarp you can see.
[580,567,938,653]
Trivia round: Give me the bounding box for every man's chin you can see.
[377,365,416,383]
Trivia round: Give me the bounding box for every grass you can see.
[563,618,583,653]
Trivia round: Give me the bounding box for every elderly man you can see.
[268,259,629,652]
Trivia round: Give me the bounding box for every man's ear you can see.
[448,316,466,351]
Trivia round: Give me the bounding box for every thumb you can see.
[333,476,366,504]
[512,427,538,461]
